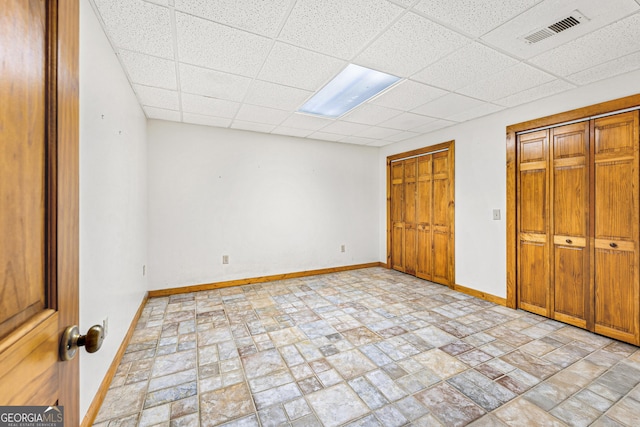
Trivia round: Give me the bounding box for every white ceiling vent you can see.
[521,10,588,44]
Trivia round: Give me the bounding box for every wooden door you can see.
[517,130,550,316]
[388,143,454,286]
[431,151,451,286]
[416,155,433,281]
[404,158,417,276]
[0,0,79,424]
[592,111,639,344]
[551,122,590,328]
[391,161,405,272]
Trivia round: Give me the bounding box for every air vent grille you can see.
[548,16,581,33]
[521,10,587,44]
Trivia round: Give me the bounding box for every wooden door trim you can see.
[506,94,640,309]
[386,141,455,286]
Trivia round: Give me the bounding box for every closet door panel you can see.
[519,241,548,316]
[517,130,550,316]
[552,123,589,327]
[416,155,432,280]
[404,159,417,275]
[593,112,639,344]
[432,152,450,285]
[391,161,405,271]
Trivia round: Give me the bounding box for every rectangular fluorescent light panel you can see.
[298,64,400,118]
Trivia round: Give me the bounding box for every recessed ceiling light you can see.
[298,64,401,118]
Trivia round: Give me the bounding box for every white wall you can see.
[147,121,379,289]
[380,69,640,298]
[79,0,148,418]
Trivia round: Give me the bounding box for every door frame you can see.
[506,94,640,309]
[386,141,455,287]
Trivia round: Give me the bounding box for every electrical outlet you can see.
[142,265,146,276]
[103,317,109,338]
[493,209,501,220]
[341,244,346,253]
[222,255,229,264]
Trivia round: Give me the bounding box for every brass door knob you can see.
[59,324,105,361]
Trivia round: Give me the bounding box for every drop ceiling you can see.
[91,0,640,147]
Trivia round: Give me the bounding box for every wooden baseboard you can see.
[453,283,507,306]
[148,262,385,297]
[81,292,149,427]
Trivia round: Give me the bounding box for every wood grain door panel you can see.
[592,112,639,344]
[0,0,79,422]
[551,122,589,327]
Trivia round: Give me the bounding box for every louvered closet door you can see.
[517,130,551,317]
[416,155,433,281]
[593,111,640,344]
[404,158,418,275]
[391,161,405,272]
[551,122,590,328]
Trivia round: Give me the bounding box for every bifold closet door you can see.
[592,111,639,344]
[416,155,433,281]
[404,158,418,276]
[517,130,551,317]
[390,149,452,286]
[551,122,590,328]
[391,161,405,272]
[431,151,451,285]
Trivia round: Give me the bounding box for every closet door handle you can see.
[610,242,618,248]
[565,239,572,244]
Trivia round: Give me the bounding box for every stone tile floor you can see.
[93,267,640,426]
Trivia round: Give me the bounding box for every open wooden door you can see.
[0,0,79,425]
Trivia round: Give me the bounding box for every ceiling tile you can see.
[133,85,180,110]
[457,62,555,101]
[354,126,402,139]
[308,131,345,142]
[356,12,470,77]
[567,51,640,85]
[174,0,291,37]
[179,64,251,101]
[278,0,402,59]
[94,0,173,58]
[235,104,289,126]
[279,113,334,131]
[528,13,640,76]
[183,113,232,128]
[410,119,456,133]
[445,103,505,122]
[271,126,314,138]
[370,80,447,110]
[413,43,519,90]
[320,121,372,136]
[342,104,402,126]
[118,50,177,89]
[176,12,272,76]
[413,0,541,37]
[244,81,313,111]
[181,93,240,118]
[144,0,168,5]
[231,121,277,133]
[341,136,377,145]
[378,112,437,130]
[258,43,345,91]
[144,106,181,121]
[384,131,420,142]
[412,93,485,118]
[481,0,640,59]
[495,79,577,107]
[367,139,394,147]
